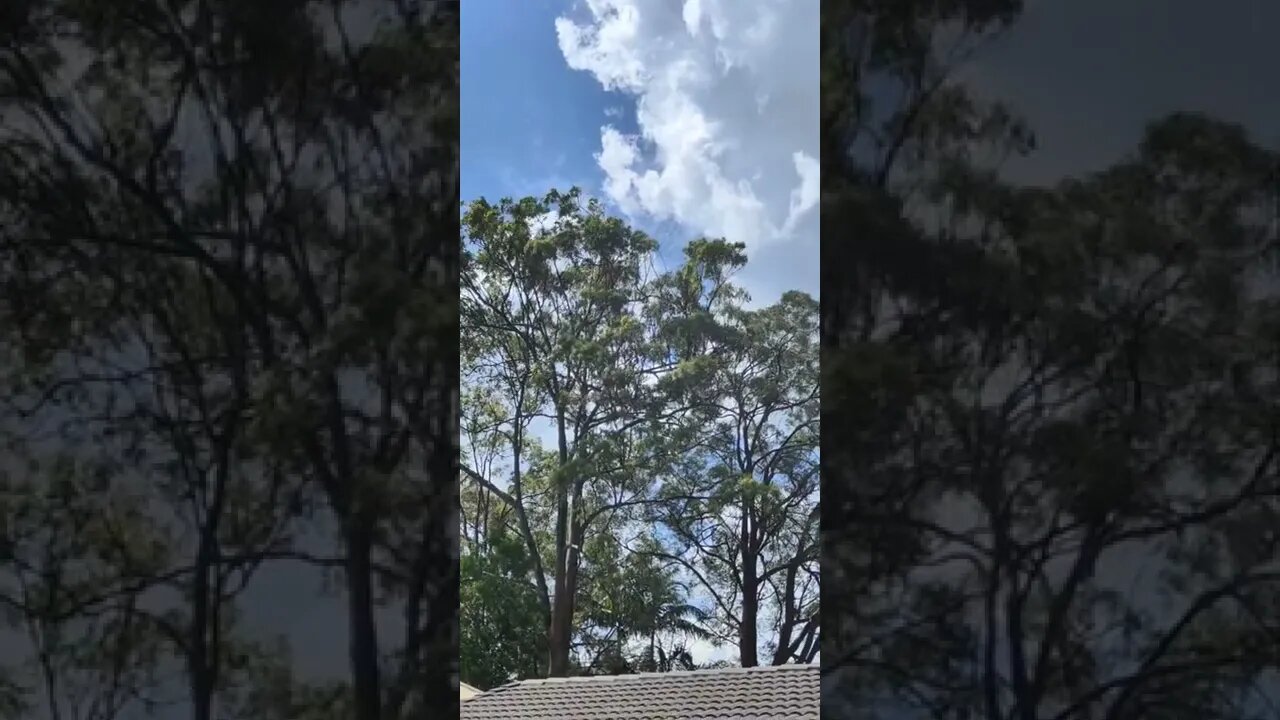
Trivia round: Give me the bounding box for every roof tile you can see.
[461,664,818,720]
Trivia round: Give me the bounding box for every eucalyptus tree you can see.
[461,188,677,677]
[649,255,820,667]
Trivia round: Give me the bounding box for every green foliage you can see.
[653,272,820,666]
[460,529,545,689]
[575,535,713,675]
[461,186,817,675]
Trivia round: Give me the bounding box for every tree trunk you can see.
[547,409,576,677]
[189,556,213,720]
[547,581,569,674]
[740,573,759,666]
[548,519,582,676]
[192,459,229,720]
[346,521,383,720]
[320,380,383,720]
[547,471,571,676]
[740,541,759,667]
[771,564,797,666]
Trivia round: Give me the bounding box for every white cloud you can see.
[556,0,818,301]
[687,635,733,666]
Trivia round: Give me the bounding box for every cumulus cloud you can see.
[556,0,818,272]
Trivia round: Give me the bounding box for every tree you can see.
[460,188,669,677]
[575,534,713,676]
[0,453,174,720]
[824,0,1039,713]
[459,495,545,689]
[460,189,818,678]
[0,249,301,720]
[649,252,821,667]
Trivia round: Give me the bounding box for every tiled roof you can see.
[459,664,818,720]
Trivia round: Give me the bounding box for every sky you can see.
[462,0,820,307]
[960,0,1280,186]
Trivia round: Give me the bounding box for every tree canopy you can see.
[459,188,820,685]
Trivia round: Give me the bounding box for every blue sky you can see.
[461,2,622,203]
[461,0,819,305]
[460,1,712,285]
[460,1,697,282]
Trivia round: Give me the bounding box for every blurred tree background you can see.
[1,2,458,719]
[822,1,1280,719]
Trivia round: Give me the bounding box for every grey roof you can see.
[460,664,819,720]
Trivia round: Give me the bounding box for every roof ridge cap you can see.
[494,662,817,689]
